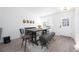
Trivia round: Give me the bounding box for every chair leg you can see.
[21,39,24,48]
[51,37,55,41]
[46,46,48,49]
[30,39,34,46]
[24,39,27,52]
[41,46,43,49]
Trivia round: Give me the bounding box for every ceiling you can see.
[23,7,60,17]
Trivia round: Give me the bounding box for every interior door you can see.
[59,11,73,37]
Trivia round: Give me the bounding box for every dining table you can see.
[25,27,47,45]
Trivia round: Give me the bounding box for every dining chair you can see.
[39,32,55,49]
[25,27,39,46]
[19,29,32,52]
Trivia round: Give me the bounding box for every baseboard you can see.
[11,37,21,40]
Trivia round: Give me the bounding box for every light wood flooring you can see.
[0,35,77,52]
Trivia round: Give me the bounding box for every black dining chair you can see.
[25,27,39,46]
[39,32,55,49]
[19,29,32,52]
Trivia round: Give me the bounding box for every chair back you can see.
[19,29,25,35]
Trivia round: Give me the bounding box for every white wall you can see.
[0,8,3,42]
[74,8,79,50]
[0,8,2,27]
[0,7,36,42]
[40,9,75,38]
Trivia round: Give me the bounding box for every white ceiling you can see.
[23,7,60,17]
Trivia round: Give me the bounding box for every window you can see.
[62,17,69,27]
